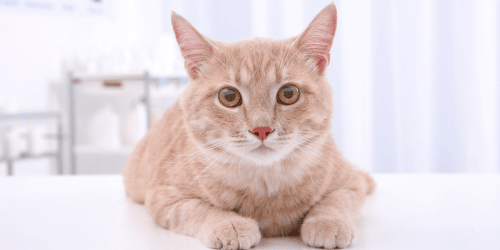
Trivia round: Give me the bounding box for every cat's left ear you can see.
[171,11,214,79]
[295,3,337,73]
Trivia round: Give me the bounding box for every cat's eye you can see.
[277,84,300,105]
[218,87,242,108]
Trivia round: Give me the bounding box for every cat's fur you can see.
[123,3,375,249]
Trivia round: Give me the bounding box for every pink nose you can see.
[251,126,274,141]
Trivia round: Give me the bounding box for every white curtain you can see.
[164,0,499,173]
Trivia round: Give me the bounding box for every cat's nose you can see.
[250,126,274,141]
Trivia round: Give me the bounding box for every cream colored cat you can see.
[123,3,375,249]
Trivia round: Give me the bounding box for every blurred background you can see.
[0,0,498,176]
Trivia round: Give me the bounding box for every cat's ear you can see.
[295,3,337,73]
[171,12,214,78]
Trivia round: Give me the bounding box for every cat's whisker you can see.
[295,143,339,183]
[163,149,227,168]
[296,148,338,184]
[225,146,241,177]
[281,41,316,72]
[238,154,243,173]
[190,40,230,69]
[221,47,238,71]
[231,139,249,144]
[290,151,316,199]
[207,39,238,72]
[297,139,348,176]
[289,134,346,177]
[227,152,242,177]
[304,145,346,178]
[295,129,332,134]
[211,55,230,70]
[168,139,226,157]
[280,37,302,73]
[295,135,339,160]
[165,141,227,167]
[174,148,233,201]
[281,46,302,72]
[278,43,293,72]
[166,149,220,161]
[223,48,238,72]
[163,143,226,165]
[160,141,229,186]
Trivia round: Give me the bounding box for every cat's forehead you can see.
[221,38,294,86]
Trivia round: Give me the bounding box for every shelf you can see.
[75,145,133,155]
[77,80,186,98]
[68,72,185,174]
[72,74,145,83]
[72,74,187,84]
[0,112,61,121]
[78,84,145,97]
[1,111,63,175]
[0,152,58,162]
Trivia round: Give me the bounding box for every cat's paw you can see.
[200,217,261,250]
[300,217,355,249]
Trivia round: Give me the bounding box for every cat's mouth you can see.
[251,144,275,154]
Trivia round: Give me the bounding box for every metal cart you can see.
[68,72,186,175]
[0,112,63,175]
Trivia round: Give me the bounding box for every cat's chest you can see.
[204,172,317,236]
[236,187,314,236]
[206,166,313,208]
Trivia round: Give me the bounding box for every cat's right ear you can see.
[171,12,214,79]
[294,3,337,73]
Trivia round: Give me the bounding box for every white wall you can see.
[169,0,500,173]
[1,0,498,174]
[0,0,164,111]
[0,0,165,175]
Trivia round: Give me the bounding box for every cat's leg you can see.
[301,171,374,249]
[145,190,261,250]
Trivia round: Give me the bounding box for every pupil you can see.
[283,88,294,99]
[225,90,236,102]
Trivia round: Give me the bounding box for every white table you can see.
[1,174,499,250]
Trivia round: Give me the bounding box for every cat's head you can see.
[172,3,337,166]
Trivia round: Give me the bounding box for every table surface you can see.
[1,174,499,250]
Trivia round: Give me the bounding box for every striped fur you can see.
[123,3,375,249]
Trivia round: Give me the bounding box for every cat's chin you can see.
[236,145,290,166]
[251,144,275,154]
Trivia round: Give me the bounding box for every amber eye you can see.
[277,84,300,105]
[218,87,242,108]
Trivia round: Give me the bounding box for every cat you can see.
[123,2,375,250]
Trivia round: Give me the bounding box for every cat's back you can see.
[123,101,187,204]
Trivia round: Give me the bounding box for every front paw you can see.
[199,216,261,250]
[301,217,355,249]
